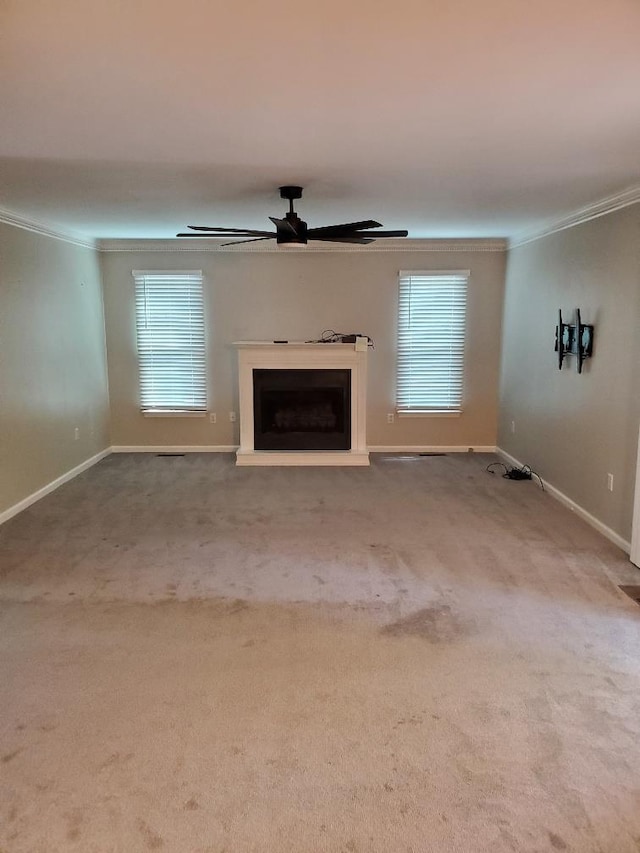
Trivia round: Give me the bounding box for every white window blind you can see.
[133,270,206,413]
[396,271,468,414]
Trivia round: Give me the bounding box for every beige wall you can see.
[0,224,110,516]
[101,248,506,449]
[5,209,639,541]
[498,205,640,542]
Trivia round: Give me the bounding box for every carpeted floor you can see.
[1,452,639,852]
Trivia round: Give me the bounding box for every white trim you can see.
[510,184,640,248]
[397,411,462,418]
[236,450,370,467]
[398,268,471,276]
[0,449,110,526]
[630,426,640,567]
[497,448,631,554]
[369,445,496,453]
[0,443,632,553]
[4,180,639,254]
[0,206,97,250]
[111,444,496,455]
[142,411,207,418]
[110,445,237,453]
[98,238,508,253]
[234,342,369,467]
[132,269,203,276]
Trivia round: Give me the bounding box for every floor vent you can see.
[381,453,448,462]
[156,453,186,457]
[619,585,640,606]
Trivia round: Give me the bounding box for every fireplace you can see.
[234,342,369,466]
[253,369,351,451]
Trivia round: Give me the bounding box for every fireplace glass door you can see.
[253,369,351,451]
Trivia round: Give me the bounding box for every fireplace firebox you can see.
[253,369,351,451]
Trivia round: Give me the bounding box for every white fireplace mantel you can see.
[234,341,369,466]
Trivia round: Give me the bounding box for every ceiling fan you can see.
[177,186,408,247]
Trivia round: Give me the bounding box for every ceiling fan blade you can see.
[309,229,408,241]
[353,229,408,238]
[187,225,275,236]
[177,231,276,238]
[311,235,375,244]
[219,236,275,247]
[269,216,298,236]
[307,220,382,236]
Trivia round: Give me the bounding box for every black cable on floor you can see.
[486,462,545,491]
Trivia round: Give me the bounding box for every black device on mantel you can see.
[329,334,359,344]
[305,330,374,347]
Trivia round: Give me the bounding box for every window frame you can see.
[395,270,469,417]
[132,269,207,417]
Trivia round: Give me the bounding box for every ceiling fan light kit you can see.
[177,186,408,248]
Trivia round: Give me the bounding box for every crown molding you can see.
[509,183,640,248]
[3,182,640,254]
[97,237,507,253]
[0,206,97,250]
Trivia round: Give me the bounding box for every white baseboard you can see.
[497,447,631,554]
[113,444,496,455]
[0,448,111,526]
[369,445,497,454]
[110,445,238,453]
[5,444,628,556]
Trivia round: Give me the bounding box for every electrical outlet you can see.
[209,413,217,424]
[229,411,237,423]
[607,473,614,492]
[387,413,395,424]
[510,420,516,434]
[74,427,80,441]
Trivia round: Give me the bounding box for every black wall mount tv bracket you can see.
[555,309,594,373]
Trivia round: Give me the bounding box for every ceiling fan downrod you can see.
[279,185,303,216]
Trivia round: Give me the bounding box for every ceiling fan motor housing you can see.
[278,212,308,246]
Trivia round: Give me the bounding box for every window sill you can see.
[142,411,207,418]
[397,411,462,418]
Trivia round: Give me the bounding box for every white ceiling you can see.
[2,0,640,241]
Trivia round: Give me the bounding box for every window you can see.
[396,271,468,415]
[133,270,206,414]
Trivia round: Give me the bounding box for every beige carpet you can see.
[1,452,639,852]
